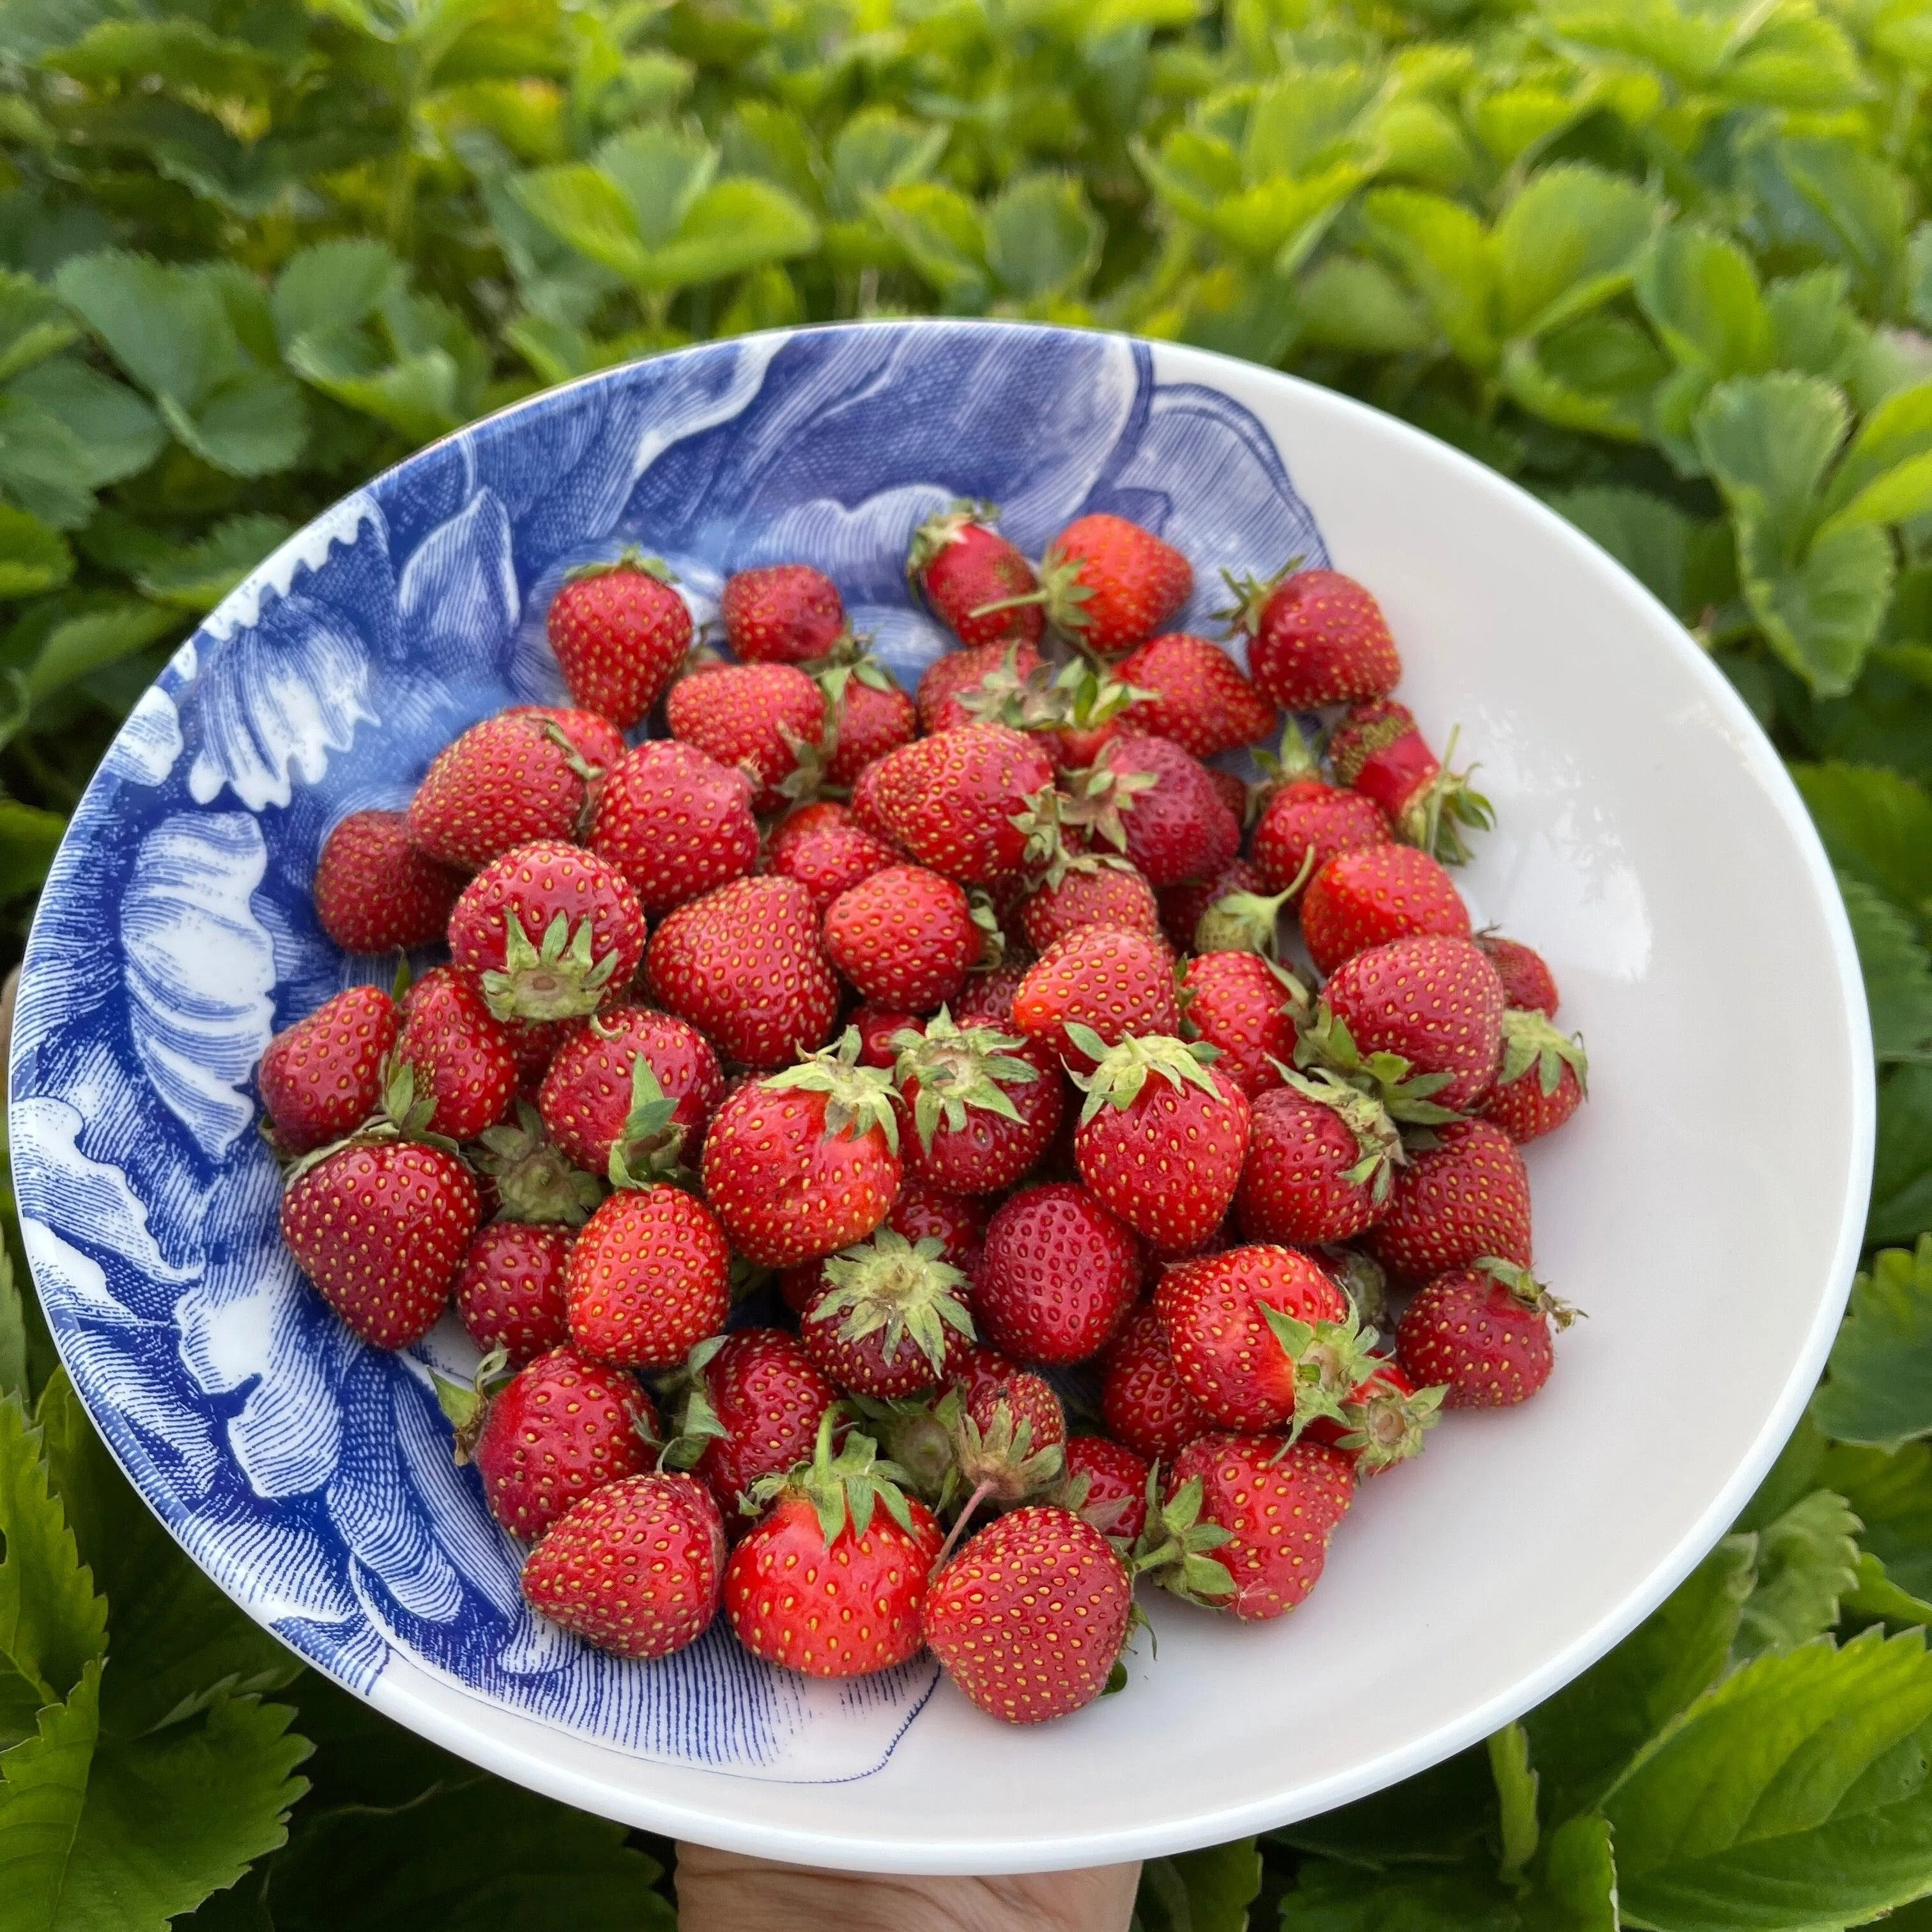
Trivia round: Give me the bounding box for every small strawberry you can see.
[768,799,854,860]
[1397,1258,1575,1407]
[565,1183,730,1369]
[1011,926,1181,1070]
[1178,951,1303,1099]
[1369,1118,1532,1282]
[1303,1357,1444,1474]
[454,1222,572,1365]
[907,505,1046,650]
[917,640,1047,735]
[1222,565,1402,710]
[1478,936,1561,1016]
[677,1327,841,1515]
[1235,1070,1401,1248]
[589,740,760,917]
[282,1140,480,1349]
[1482,1009,1588,1143]
[1070,1030,1250,1253]
[469,1101,603,1226]
[954,960,1031,1030]
[894,1010,1063,1196]
[850,1002,917,1067]
[945,1370,1068,1525]
[800,1227,976,1397]
[923,1506,1133,1724]
[258,984,398,1155]
[547,553,691,728]
[448,840,647,1024]
[975,1181,1140,1364]
[313,810,464,953]
[537,1004,723,1182]
[521,1470,724,1659]
[1328,700,1492,863]
[1301,844,1471,976]
[825,667,918,786]
[1252,778,1390,901]
[871,724,1057,885]
[502,1015,581,1098]
[1160,859,1261,954]
[666,662,827,812]
[700,1029,901,1265]
[888,1176,990,1273]
[1061,1436,1151,1542]
[1114,632,1275,758]
[392,964,518,1140]
[727,1409,943,1675]
[1024,513,1192,656]
[1020,857,1162,954]
[1067,735,1239,890]
[824,863,981,1013]
[721,563,846,665]
[645,875,840,1070]
[1101,1305,1213,1460]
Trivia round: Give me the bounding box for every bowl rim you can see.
[10,315,1876,1873]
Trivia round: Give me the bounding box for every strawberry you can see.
[460,1344,657,1540]
[1020,858,1162,953]
[850,1002,917,1067]
[954,960,1030,1030]
[645,875,840,1070]
[1101,1305,1213,1460]
[1222,566,1402,710]
[1369,1118,1532,1281]
[1252,778,1390,901]
[1178,950,1302,1099]
[1482,1009,1588,1142]
[768,799,854,861]
[907,505,1046,650]
[469,1101,602,1226]
[313,811,464,953]
[677,1327,842,1516]
[700,1030,901,1264]
[871,724,1057,884]
[799,1227,975,1397]
[1062,1436,1150,1542]
[546,553,691,728]
[1328,700,1492,863]
[537,1002,723,1181]
[727,1413,943,1676]
[923,1506,1133,1724]
[1235,1071,1401,1248]
[589,740,759,917]
[1160,859,1261,954]
[666,662,826,813]
[503,1015,581,1098]
[1011,926,1180,1070]
[1068,735,1239,889]
[392,964,518,1140]
[825,668,918,786]
[1070,1031,1250,1252]
[454,1221,572,1365]
[1029,513,1192,656]
[824,862,981,1012]
[1142,1435,1354,1621]
[917,640,1047,735]
[1478,936,1561,1016]
[521,1470,724,1659]
[848,756,894,841]
[565,1183,730,1368]
[258,984,398,1154]
[1397,1259,1574,1407]
[1114,632,1275,759]
[1303,1357,1444,1474]
[1300,843,1471,976]
[944,1367,1068,1517]
[448,840,647,1023]
[888,1177,990,1273]
[282,1140,480,1349]
[408,709,619,872]
[974,1181,1139,1363]
[894,1011,1063,1195]
[721,563,845,665]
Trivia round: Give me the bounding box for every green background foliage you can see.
[4,0,1932,1920]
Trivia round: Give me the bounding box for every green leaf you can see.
[827,108,945,218]
[1749,138,1908,314]
[271,240,401,348]
[0,802,66,903]
[1133,1837,1261,1931]
[1873,1062,1932,1248]
[0,1394,105,1720]
[640,178,820,297]
[871,182,990,311]
[1547,486,1693,616]
[6,358,165,487]
[1814,1241,1932,1449]
[1733,1488,1862,1657]
[1791,763,1932,933]
[0,274,76,385]
[0,395,95,530]
[1279,1855,1517,1931]
[132,514,290,613]
[595,123,719,251]
[52,251,235,410]
[284,336,461,441]
[1521,1814,1617,1932]
[1744,514,1894,700]
[984,174,1101,303]
[1695,371,1846,542]
[0,1250,23,1406]
[1360,186,1498,367]
[1489,1722,1538,1883]
[23,600,174,706]
[1635,222,1772,377]
[1295,255,1432,354]
[1495,163,1656,340]
[1844,1548,1932,1629]
[0,505,70,597]
[1274,1744,1494,1867]
[1839,873,1932,1061]
[158,367,307,477]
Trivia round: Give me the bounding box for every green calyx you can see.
[892,1007,1039,1153]
[1131,1471,1236,1607]
[433,1345,512,1463]
[942,1391,1064,1514]
[810,1228,976,1379]
[1055,656,1154,730]
[1261,1296,1384,1440]
[473,1102,603,1225]
[1339,1377,1447,1474]
[761,1027,901,1151]
[1406,726,1495,867]
[1069,1028,1224,1127]
[480,910,622,1023]
[279,1052,456,1183]
[563,546,674,588]
[1250,714,1323,788]
[907,498,997,581]
[652,1334,732,1474]
[748,1405,917,1547]
[966,889,1008,970]
[1498,1008,1589,1098]
[1193,884,1297,957]
[1058,747,1160,853]
[956,645,1066,733]
[1319,1244,1390,1326]
[1211,555,1303,639]
[606,1054,692,1190]
[1276,1064,1404,1203]
[845,1388,963,1502]
[1009,783,1081,882]
[1475,1256,1581,1329]
[1293,1002,1465,1128]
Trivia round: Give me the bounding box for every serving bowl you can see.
[8,319,1873,1874]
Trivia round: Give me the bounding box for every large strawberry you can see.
[1114,632,1275,758]
[1397,1259,1574,1407]
[565,1183,730,1369]
[1011,925,1180,1070]
[1482,1009,1588,1142]
[1300,843,1471,976]
[448,840,646,1023]
[771,822,901,914]
[1369,1117,1532,1281]
[1022,513,1192,656]
[894,1010,1062,1195]
[1252,778,1390,901]
[824,862,981,1012]
[974,1181,1140,1363]
[258,984,398,1154]
[798,1228,975,1397]
[454,1221,572,1365]
[1068,734,1239,889]
[1177,950,1303,1099]
[537,1003,723,1181]
[1019,858,1162,954]
[868,724,1058,886]
[590,740,760,917]
[677,1328,841,1517]
[700,1031,901,1265]
[392,964,518,1140]
[1222,565,1402,710]
[313,810,464,953]
[1328,699,1492,863]
[721,563,845,664]
[546,553,691,728]
[645,875,840,1069]
[908,505,1046,648]
[1100,1305,1213,1460]
[1235,1071,1401,1247]
[666,661,825,811]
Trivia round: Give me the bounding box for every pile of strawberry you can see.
[257,503,1587,1726]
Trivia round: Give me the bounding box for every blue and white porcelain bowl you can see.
[9,321,1873,1873]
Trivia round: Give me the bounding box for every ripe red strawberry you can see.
[522,1470,724,1658]
[908,506,1046,650]
[700,1032,901,1265]
[947,1369,1068,1524]
[1062,1436,1150,1542]
[408,709,620,871]
[1236,1072,1401,1248]
[454,1222,572,1365]
[825,669,917,786]
[1303,1358,1444,1474]
[727,1413,943,1676]
[850,1002,917,1067]
[1252,778,1390,900]
[565,1184,730,1368]
[1070,735,1239,889]
[871,724,1057,884]
[799,1227,975,1397]
[923,1506,1133,1723]
[463,1344,657,1540]
[895,1011,1062,1195]
[589,740,759,917]
[916,640,1047,735]
[721,563,845,664]
[1070,1032,1250,1252]
[1101,1305,1213,1460]
[1225,566,1402,710]
[502,1015,581,1098]
[1370,1118,1532,1281]
[1301,844,1471,976]
[1397,1259,1574,1407]
[282,1140,480,1349]
[1114,632,1275,758]
[683,1328,841,1515]
[666,662,826,812]
[888,1177,990,1273]
[313,811,464,953]
[1020,859,1161,953]
[767,799,852,861]
[448,840,646,1023]
[1144,1435,1354,1621]
[537,1004,722,1182]
[645,875,839,1070]
[824,863,981,1012]
[1178,951,1301,1099]
[954,960,1030,1030]
[848,756,894,841]
[975,1182,1139,1363]
[258,984,397,1154]
[1011,926,1180,1070]
[1032,513,1192,656]
[547,554,692,728]
[392,965,518,1140]
[1160,859,1261,953]
[1479,936,1561,1016]
[1482,1009,1588,1142]
[1328,699,1492,862]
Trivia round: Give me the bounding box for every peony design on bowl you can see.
[7,321,1330,1781]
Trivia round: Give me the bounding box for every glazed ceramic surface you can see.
[9,321,1873,1872]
